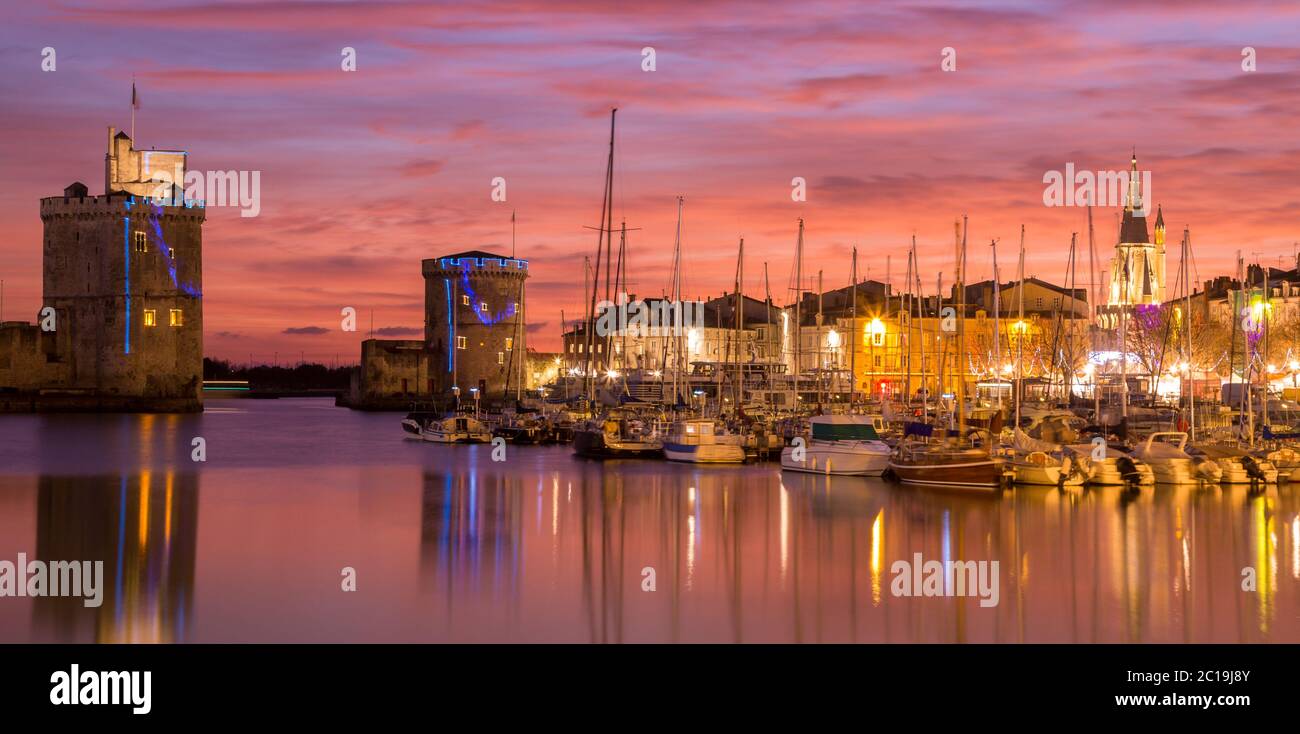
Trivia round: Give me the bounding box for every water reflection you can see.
[1,402,1298,643]
[33,471,198,643]
[411,460,1300,643]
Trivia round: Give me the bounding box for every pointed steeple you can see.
[1125,151,1142,213]
[1118,151,1151,245]
[1153,205,1165,247]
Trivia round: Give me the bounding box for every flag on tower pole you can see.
[130,78,138,141]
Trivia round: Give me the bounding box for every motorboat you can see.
[663,418,747,464]
[780,414,891,476]
[572,410,663,458]
[1262,444,1300,482]
[1128,432,1221,484]
[1064,442,1155,488]
[1188,443,1278,484]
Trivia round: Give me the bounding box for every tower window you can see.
[169,309,183,327]
[462,295,469,306]
[456,336,467,350]
[872,332,884,347]
[143,309,157,327]
[505,337,513,351]
[480,302,488,312]
[133,231,148,252]
[498,352,505,365]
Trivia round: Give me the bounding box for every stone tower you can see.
[37,128,204,409]
[423,251,528,401]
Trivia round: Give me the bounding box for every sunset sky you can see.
[2,0,1299,362]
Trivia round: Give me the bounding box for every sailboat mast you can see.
[734,237,744,414]
[584,109,616,412]
[1184,226,1195,441]
[913,236,925,414]
[794,219,804,408]
[671,196,684,407]
[851,247,858,406]
[1088,208,1099,421]
[937,270,944,426]
[818,269,825,405]
[957,216,968,434]
[765,262,774,404]
[1016,225,1025,433]
[991,238,1001,410]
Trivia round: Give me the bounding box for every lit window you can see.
[505,337,513,351]
[872,332,884,347]
[143,309,157,327]
[456,336,467,350]
[513,302,519,313]
[498,352,505,364]
[480,302,488,312]
[169,309,183,327]
[133,231,147,252]
[462,295,469,305]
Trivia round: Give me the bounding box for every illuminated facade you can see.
[1102,155,1166,322]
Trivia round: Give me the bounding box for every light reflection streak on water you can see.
[779,482,789,584]
[686,486,696,589]
[1292,516,1299,580]
[870,509,883,606]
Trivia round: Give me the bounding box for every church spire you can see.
[1125,151,1142,213]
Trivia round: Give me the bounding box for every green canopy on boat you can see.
[811,416,881,441]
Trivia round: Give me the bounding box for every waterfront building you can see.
[818,278,1089,402]
[0,128,204,412]
[559,293,784,404]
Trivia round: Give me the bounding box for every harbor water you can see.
[0,398,1297,643]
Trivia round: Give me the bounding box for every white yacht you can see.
[1129,432,1221,485]
[1065,442,1156,488]
[781,415,891,476]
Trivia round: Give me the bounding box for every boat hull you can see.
[664,442,746,464]
[572,429,662,459]
[422,431,491,444]
[1010,462,1083,487]
[888,455,1008,489]
[780,443,889,476]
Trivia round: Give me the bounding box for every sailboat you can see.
[1002,428,1085,487]
[888,217,1010,490]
